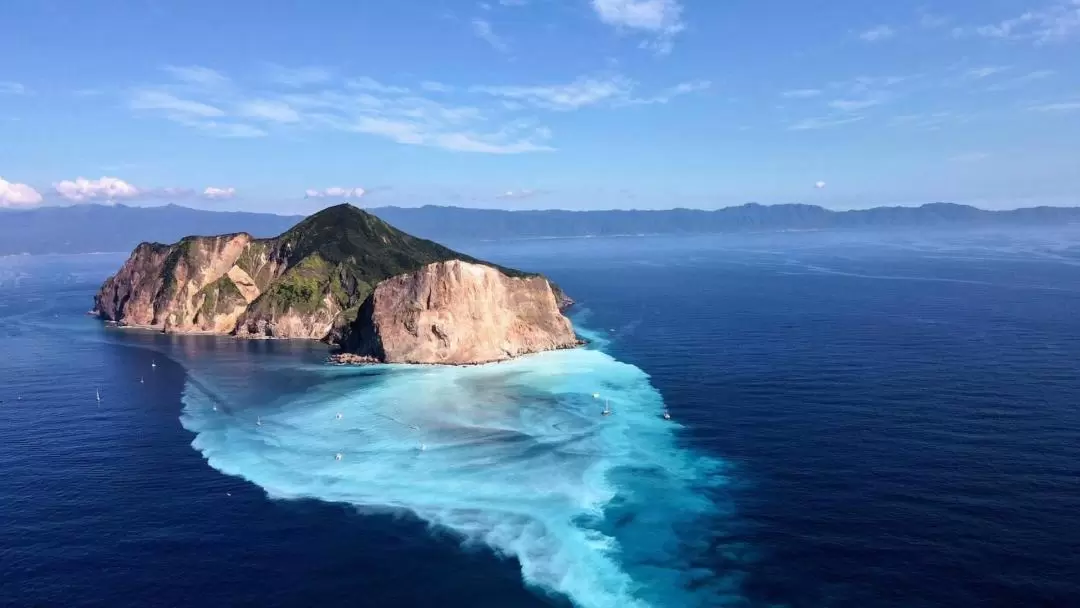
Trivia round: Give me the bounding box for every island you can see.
[93,204,578,365]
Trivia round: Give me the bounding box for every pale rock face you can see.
[344,260,579,365]
[93,234,330,339]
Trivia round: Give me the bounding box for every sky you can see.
[1,0,1079,213]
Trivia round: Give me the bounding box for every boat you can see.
[256,416,262,426]
[96,389,101,403]
[335,452,343,461]
[662,411,671,420]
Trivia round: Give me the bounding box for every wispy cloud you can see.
[346,77,410,95]
[888,112,963,130]
[0,81,28,95]
[591,0,685,54]
[0,177,43,207]
[1029,100,1080,112]
[474,76,633,110]
[781,89,822,99]
[788,115,865,131]
[496,189,545,200]
[130,90,225,118]
[305,187,367,199]
[473,74,707,110]
[953,0,1080,44]
[237,99,301,123]
[965,66,1010,79]
[827,98,884,112]
[858,25,896,42]
[126,66,704,154]
[164,65,230,88]
[472,18,509,52]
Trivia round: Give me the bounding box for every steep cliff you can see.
[94,204,571,345]
[339,260,579,365]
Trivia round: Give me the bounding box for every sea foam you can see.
[179,331,737,607]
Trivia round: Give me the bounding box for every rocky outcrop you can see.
[93,233,266,333]
[339,260,579,365]
[93,204,573,353]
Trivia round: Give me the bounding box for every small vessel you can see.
[335,452,343,461]
[256,416,262,427]
[140,377,144,384]
[96,389,101,403]
[212,405,217,411]
[335,412,343,420]
[419,443,427,451]
[662,410,671,420]
[151,360,157,369]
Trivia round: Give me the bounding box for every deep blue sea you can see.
[3,230,1080,608]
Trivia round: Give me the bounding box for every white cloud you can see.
[474,76,636,110]
[305,187,367,199]
[495,189,543,200]
[0,82,27,95]
[130,90,225,118]
[164,65,230,87]
[788,116,865,131]
[954,0,1080,43]
[129,64,700,154]
[782,89,823,99]
[266,64,334,87]
[591,0,685,53]
[828,98,884,112]
[859,25,896,42]
[202,187,237,199]
[346,77,410,94]
[472,18,509,52]
[54,177,141,203]
[0,177,43,207]
[814,181,827,189]
[238,99,301,123]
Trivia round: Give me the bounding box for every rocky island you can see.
[93,204,577,365]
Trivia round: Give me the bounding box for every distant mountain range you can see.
[2,202,1078,256]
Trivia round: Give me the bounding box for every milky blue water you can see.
[3,230,1080,607]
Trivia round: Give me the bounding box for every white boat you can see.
[96,389,101,403]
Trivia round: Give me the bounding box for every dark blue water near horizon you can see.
[2,229,1080,607]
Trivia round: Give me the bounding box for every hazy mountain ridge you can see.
[3,202,1079,255]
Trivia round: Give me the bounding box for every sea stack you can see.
[338,260,579,365]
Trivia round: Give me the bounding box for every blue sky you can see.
[1,0,1079,213]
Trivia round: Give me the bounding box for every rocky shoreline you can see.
[327,338,588,367]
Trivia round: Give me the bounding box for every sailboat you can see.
[151,360,157,369]
[96,389,101,403]
[594,392,611,416]
[662,410,671,420]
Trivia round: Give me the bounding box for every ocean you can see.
[2,229,1079,608]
